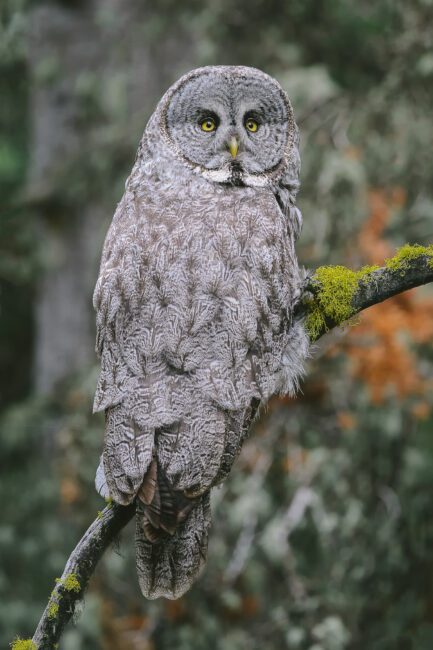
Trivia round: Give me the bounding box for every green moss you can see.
[305,264,379,340]
[97,510,104,519]
[10,639,37,650]
[385,243,433,271]
[305,242,433,340]
[56,572,81,593]
[47,601,59,619]
[358,264,381,275]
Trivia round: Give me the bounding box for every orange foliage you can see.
[344,145,362,161]
[337,411,357,430]
[241,595,260,617]
[411,401,432,420]
[60,476,81,505]
[164,598,188,622]
[343,188,433,403]
[358,188,405,263]
[102,600,153,650]
[283,449,309,472]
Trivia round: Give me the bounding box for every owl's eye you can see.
[201,117,217,132]
[245,118,259,133]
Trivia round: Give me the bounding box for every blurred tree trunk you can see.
[27,0,198,394]
[28,4,101,394]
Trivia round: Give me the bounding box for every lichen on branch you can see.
[305,264,378,340]
[55,572,81,593]
[30,502,135,650]
[10,639,38,650]
[384,243,433,272]
[304,244,433,341]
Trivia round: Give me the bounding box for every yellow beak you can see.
[228,136,239,159]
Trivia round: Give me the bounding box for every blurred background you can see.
[1,1,433,648]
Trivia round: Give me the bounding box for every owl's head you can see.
[157,66,297,187]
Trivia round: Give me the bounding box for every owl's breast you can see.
[130,184,298,396]
[182,185,299,302]
[95,182,304,414]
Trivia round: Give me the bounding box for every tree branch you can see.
[31,503,135,650]
[29,249,433,649]
[351,253,433,314]
[296,248,433,340]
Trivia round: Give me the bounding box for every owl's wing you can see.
[275,180,303,241]
[135,491,211,599]
[92,186,228,513]
[92,192,156,506]
[92,198,222,598]
[274,128,303,240]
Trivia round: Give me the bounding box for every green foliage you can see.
[0,382,104,646]
[0,4,36,408]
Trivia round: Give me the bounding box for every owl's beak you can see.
[228,136,239,159]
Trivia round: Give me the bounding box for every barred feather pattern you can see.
[93,66,309,599]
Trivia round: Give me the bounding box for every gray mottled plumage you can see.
[93,66,309,599]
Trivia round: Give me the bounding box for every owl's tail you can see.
[135,485,211,599]
[97,454,212,599]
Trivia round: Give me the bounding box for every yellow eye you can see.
[245,118,259,133]
[201,118,216,132]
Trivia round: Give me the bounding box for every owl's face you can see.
[161,67,294,186]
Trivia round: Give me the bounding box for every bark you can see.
[350,255,433,314]
[31,254,433,649]
[32,503,135,650]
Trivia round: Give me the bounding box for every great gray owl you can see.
[93,66,309,599]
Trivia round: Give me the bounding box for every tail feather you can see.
[138,456,157,504]
[138,460,193,540]
[103,403,154,505]
[135,492,211,599]
[95,456,110,499]
[95,401,250,599]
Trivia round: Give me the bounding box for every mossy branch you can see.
[28,244,433,649]
[298,244,433,340]
[30,502,135,650]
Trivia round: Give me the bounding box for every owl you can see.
[93,66,309,600]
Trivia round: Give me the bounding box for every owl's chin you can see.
[200,163,270,188]
[198,151,283,187]
[200,165,244,186]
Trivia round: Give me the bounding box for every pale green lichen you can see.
[305,264,378,340]
[55,572,81,593]
[47,601,59,619]
[97,510,104,519]
[385,243,433,271]
[10,638,37,650]
[305,242,433,340]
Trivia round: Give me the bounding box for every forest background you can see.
[1,1,433,649]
